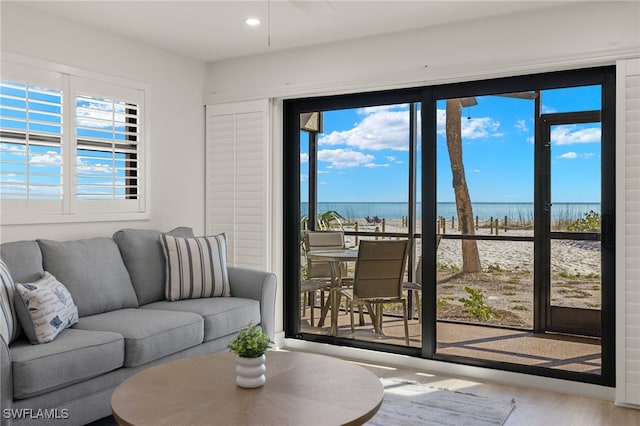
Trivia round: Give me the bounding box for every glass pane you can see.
[550,240,601,310]
[437,238,534,329]
[550,122,602,231]
[541,85,601,114]
[436,94,535,236]
[435,93,537,363]
[316,105,410,232]
[299,104,418,347]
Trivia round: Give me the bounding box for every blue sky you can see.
[301,85,602,203]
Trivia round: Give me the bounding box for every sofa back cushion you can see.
[0,240,44,284]
[112,227,194,305]
[38,238,138,317]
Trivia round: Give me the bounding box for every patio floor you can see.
[300,306,601,375]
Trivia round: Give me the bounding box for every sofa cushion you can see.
[38,238,138,317]
[0,259,21,344]
[161,233,231,301]
[113,227,194,305]
[0,240,44,284]
[10,328,124,399]
[74,308,203,367]
[14,272,79,344]
[143,297,261,342]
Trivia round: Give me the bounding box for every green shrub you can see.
[567,210,601,232]
[458,286,501,321]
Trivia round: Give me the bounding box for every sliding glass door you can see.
[283,67,615,386]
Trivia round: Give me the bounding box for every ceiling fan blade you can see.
[289,0,334,16]
[459,97,478,107]
[497,91,538,100]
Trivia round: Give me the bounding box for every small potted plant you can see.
[227,324,271,388]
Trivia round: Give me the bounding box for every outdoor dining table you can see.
[306,248,358,336]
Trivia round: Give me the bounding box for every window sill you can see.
[0,211,151,226]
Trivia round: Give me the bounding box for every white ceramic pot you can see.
[236,354,266,388]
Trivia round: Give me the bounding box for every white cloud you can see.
[557,152,596,160]
[76,98,126,127]
[300,153,309,163]
[29,151,61,166]
[558,152,578,159]
[551,125,601,145]
[318,148,379,169]
[515,119,528,132]
[319,107,410,151]
[436,109,501,139]
[463,117,501,139]
[1,143,26,153]
[76,157,113,174]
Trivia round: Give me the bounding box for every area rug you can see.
[366,379,516,426]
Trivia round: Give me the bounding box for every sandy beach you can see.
[344,218,601,276]
[339,217,602,327]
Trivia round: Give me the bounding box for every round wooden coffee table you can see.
[111,351,383,426]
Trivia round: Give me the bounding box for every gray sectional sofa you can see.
[0,228,277,426]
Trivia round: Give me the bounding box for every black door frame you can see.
[536,111,603,337]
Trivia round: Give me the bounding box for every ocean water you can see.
[301,202,601,221]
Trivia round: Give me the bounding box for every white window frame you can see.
[0,53,150,224]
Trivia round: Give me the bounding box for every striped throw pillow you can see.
[0,259,21,344]
[161,234,231,301]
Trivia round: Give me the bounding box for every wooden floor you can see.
[339,354,640,426]
[297,308,640,424]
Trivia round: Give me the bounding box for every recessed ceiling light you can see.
[245,18,261,27]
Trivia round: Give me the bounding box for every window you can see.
[0,60,147,222]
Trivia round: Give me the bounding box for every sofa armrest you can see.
[0,337,12,426]
[227,267,277,340]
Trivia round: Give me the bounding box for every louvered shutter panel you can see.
[0,62,64,215]
[70,77,145,214]
[206,100,270,270]
[618,57,640,406]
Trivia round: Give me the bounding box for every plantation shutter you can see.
[0,62,64,216]
[70,77,145,214]
[205,100,270,270]
[617,57,640,406]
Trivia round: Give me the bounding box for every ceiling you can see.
[15,1,574,63]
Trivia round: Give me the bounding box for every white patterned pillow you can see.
[14,272,79,344]
[0,259,21,344]
[161,234,231,301]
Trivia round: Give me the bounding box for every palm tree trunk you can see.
[446,99,481,273]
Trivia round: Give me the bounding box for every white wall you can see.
[0,3,207,242]
[204,1,640,403]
